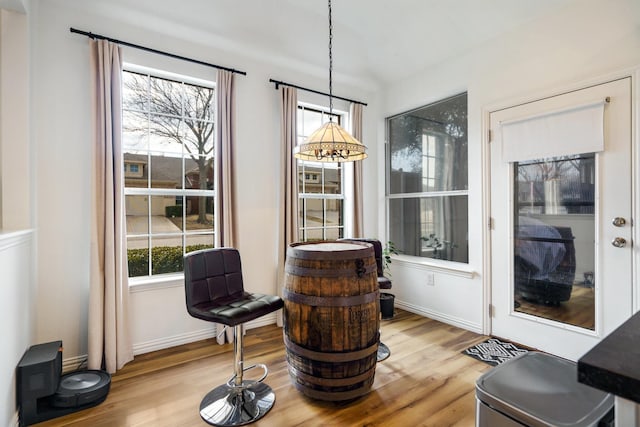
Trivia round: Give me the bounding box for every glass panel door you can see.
[513,154,595,329]
[489,77,632,361]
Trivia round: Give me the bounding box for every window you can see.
[122,67,215,278]
[124,161,144,179]
[386,93,468,262]
[297,105,345,241]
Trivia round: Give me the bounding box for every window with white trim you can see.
[122,66,215,278]
[386,92,468,262]
[296,104,346,241]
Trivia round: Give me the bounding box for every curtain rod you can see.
[269,78,367,106]
[70,27,247,76]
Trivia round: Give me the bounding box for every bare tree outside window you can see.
[122,69,215,278]
[124,73,214,225]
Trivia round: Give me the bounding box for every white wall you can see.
[0,231,35,427]
[30,0,380,361]
[0,7,35,426]
[1,8,30,230]
[382,0,640,333]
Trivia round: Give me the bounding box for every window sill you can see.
[390,254,476,279]
[129,273,184,293]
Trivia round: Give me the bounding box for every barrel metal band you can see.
[285,263,376,278]
[282,289,379,307]
[284,334,379,362]
[290,379,374,401]
[287,364,374,387]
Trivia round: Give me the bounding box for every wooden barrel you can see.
[283,241,380,401]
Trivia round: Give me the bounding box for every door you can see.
[489,77,633,361]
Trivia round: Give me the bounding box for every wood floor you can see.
[36,310,491,427]
[515,285,595,330]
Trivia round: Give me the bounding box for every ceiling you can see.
[68,0,579,88]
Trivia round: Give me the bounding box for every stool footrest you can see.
[227,363,268,388]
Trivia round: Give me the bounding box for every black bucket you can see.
[380,293,395,319]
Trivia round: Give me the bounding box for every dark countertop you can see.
[578,310,640,404]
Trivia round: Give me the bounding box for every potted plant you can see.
[382,240,399,276]
[381,241,399,319]
[421,234,458,260]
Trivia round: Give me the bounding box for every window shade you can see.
[501,100,606,163]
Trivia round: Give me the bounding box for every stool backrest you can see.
[184,248,244,314]
[340,238,384,278]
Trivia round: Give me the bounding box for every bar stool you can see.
[184,248,284,426]
[339,238,393,361]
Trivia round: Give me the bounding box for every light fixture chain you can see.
[328,0,333,117]
[293,0,366,162]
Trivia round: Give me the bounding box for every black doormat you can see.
[463,338,529,366]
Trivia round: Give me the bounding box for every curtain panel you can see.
[214,69,237,344]
[88,39,133,373]
[350,103,364,237]
[276,86,299,327]
[215,69,237,249]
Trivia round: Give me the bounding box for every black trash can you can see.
[476,352,614,426]
[380,293,395,319]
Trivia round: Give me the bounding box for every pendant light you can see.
[294,0,367,162]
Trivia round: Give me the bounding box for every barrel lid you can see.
[287,241,373,260]
[475,352,613,427]
[294,242,363,251]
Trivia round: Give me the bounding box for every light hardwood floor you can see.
[515,285,595,330]
[36,310,491,427]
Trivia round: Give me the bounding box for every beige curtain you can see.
[88,39,133,374]
[215,69,236,249]
[276,86,299,327]
[215,69,237,344]
[350,103,364,237]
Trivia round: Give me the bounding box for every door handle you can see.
[612,217,627,227]
[612,237,627,248]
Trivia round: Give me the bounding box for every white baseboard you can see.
[58,314,281,367]
[61,329,219,368]
[133,327,217,355]
[62,354,88,373]
[395,299,483,334]
[245,312,278,330]
[132,313,279,356]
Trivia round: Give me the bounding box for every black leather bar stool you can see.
[339,238,392,361]
[184,248,284,426]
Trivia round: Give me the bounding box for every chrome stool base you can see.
[199,380,275,426]
[377,342,391,362]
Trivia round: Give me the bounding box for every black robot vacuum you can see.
[17,341,111,426]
